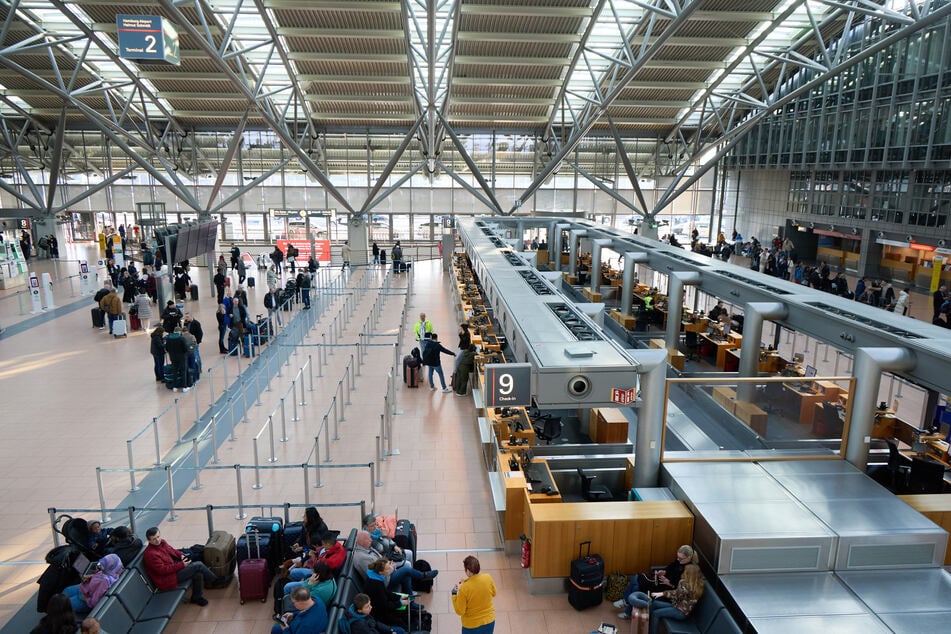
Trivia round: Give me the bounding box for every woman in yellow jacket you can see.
[451,556,497,634]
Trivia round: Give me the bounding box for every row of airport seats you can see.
[658,578,741,634]
[85,548,185,634]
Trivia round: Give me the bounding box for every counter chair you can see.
[577,468,611,502]
[907,456,947,494]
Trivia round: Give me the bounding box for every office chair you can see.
[907,457,946,494]
[812,402,844,438]
[534,415,563,444]
[577,467,611,501]
[683,330,700,361]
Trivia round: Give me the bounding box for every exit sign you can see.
[116,15,180,65]
[611,388,636,405]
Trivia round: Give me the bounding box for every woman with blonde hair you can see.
[642,563,704,633]
[617,544,697,619]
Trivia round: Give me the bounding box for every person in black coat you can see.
[150,326,166,382]
[419,333,455,392]
[452,344,478,396]
[105,526,143,566]
[343,593,397,634]
[30,593,76,634]
[364,559,409,628]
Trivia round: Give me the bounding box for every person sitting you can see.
[616,544,697,619]
[364,559,414,628]
[282,561,337,608]
[87,521,112,555]
[62,554,123,614]
[105,526,143,565]
[626,563,704,633]
[351,531,380,584]
[30,593,76,634]
[271,587,328,634]
[342,593,406,634]
[80,617,101,634]
[289,531,345,580]
[142,527,220,606]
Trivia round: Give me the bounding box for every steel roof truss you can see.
[0,119,42,208]
[436,158,498,213]
[437,109,502,214]
[361,113,424,214]
[567,160,640,213]
[206,111,249,208]
[210,157,292,214]
[365,161,425,213]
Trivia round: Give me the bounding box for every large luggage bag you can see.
[128,310,142,331]
[238,532,270,604]
[112,314,127,337]
[568,541,604,611]
[403,356,420,388]
[91,307,105,328]
[204,530,236,579]
[411,559,433,593]
[282,522,305,561]
[189,283,199,300]
[245,516,282,568]
[393,519,417,556]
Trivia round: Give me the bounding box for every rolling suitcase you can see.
[246,516,282,568]
[248,276,255,288]
[237,532,271,565]
[163,364,179,389]
[91,307,105,328]
[204,530,236,579]
[403,356,420,387]
[394,519,417,556]
[238,531,270,604]
[568,541,604,611]
[112,314,127,337]
[128,309,142,331]
[189,284,199,300]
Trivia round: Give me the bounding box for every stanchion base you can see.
[280,436,289,442]
[252,484,264,489]
[168,513,180,522]
[266,458,278,463]
[235,513,247,520]
[128,486,141,493]
[386,449,401,456]
[191,484,203,490]
[312,483,325,488]
[375,481,384,487]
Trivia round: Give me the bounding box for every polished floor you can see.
[0,246,624,634]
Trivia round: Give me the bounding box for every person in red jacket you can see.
[142,527,220,606]
[317,531,346,575]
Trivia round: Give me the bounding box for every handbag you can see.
[604,572,629,602]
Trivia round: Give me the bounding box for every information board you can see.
[116,15,180,65]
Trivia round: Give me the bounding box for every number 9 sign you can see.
[484,363,531,407]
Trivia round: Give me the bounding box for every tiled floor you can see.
[0,246,624,634]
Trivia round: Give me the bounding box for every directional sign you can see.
[611,387,636,405]
[484,363,531,407]
[116,15,180,65]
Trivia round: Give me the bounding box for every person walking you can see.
[341,241,352,270]
[372,242,380,266]
[451,555,496,634]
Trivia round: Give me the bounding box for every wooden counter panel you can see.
[898,494,951,564]
[528,501,694,578]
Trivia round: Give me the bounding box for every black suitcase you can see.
[411,559,433,593]
[163,363,180,390]
[237,532,272,566]
[248,276,255,288]
[568,541,604,611]
[394,519,417,555]
[282,521,305,560]
[91,307,105,328]
[246,516,282,567]
[189,283,199,300]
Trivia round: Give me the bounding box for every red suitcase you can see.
[129,311,142,331]
[238,532,270,604]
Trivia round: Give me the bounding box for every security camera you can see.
[905,235,913,242]
[939,240,946,247]
[566,375,591,398]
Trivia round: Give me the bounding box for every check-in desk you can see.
[609,309,636,330]
[723,348,789,373]
[498,452,561,541]
[535,249,548,267]
[525,500,694,581]
[785,381,844,425]
[682,318,709,333]
[487,407,535,445]
[699,332,740,369]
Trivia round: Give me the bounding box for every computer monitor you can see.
[804,365,817,378]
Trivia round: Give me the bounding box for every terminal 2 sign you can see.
[116,15,180,65]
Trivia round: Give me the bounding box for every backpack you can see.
[94,288,109,303]
[264,292,274,309]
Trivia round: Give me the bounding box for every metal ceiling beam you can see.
[44,107,67,212]
[513,0,702,214]
[365,160,425,212]
[437,109,502,214]
[462,5,591,17]
[157,0,356,214]
[567,160,640,213]
[360,113,423,213]
[205,111,249,209]
[457,32,580,43]
[436,159,499,212]
[210,157,293,214]
[252,0,314,129]
[264,0,402,11]
[653,0,951,215]
[606,114,648,214]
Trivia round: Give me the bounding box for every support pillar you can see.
[633,349,670,488]
[664,272,701,351]
[621,252,650,316]
[590,239,613,294]
[515,220,525,251]
[737,302,788,402]
[553,223,570,272]
[568,229,586,278]
[547,220,559,269]
[845,347,916,470]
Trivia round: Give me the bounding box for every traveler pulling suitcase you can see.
[189,283,199,300]
[568,541,604,611]
[91,307,105,329]
[238,531,270,604]
[204,530,236,579]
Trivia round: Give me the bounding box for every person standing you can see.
[933,284,946,320]
[341,241,352,270]
[236,254,247,285]
[184,313,203,376]
[134,292,153,330]
[299,272,311,309]
[420,332,455,393]
[216,304,230,354]
[150,327,166,382]
[893,286,911,316]
[230,243,240,270]
[451,555,496,634]
[372,242,380,266]
[414,312,433,341]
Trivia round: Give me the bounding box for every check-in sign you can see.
[116,15,180,65]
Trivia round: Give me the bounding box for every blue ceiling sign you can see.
[116,15,180,65]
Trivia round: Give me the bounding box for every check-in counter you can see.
[526,500,694,579]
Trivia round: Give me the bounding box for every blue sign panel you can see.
[116,15,180,65]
